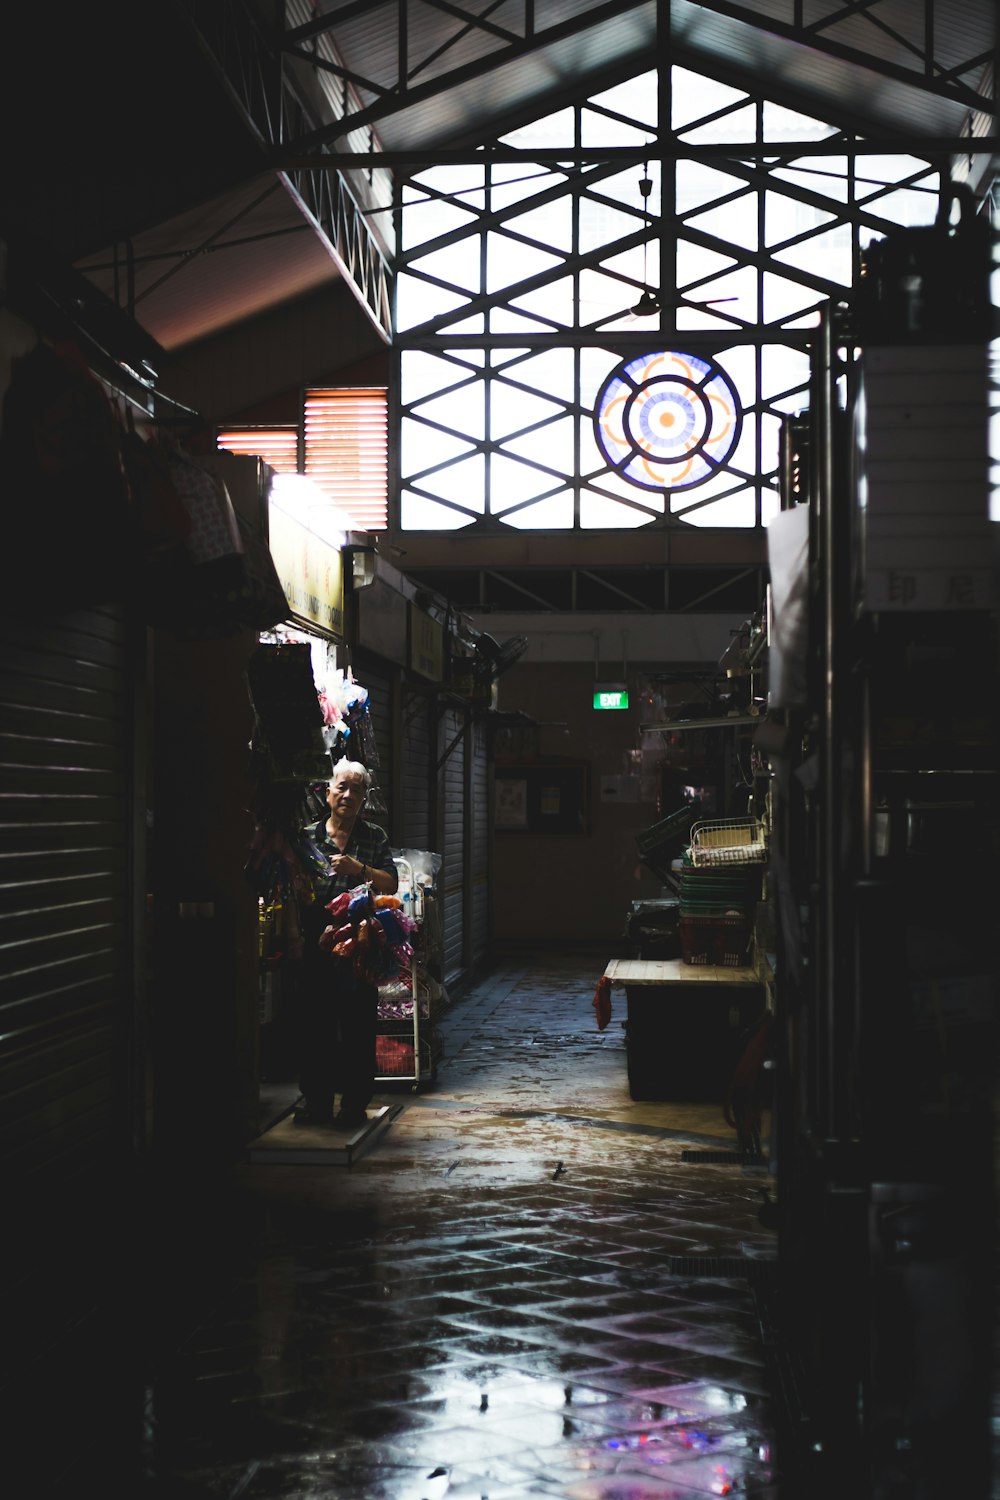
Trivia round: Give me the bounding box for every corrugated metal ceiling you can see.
[315,0,993,149]
[5,1,989,359]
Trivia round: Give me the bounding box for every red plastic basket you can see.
[375,1035,415,1075]
[680,912,752,967]
[680,914,714,964]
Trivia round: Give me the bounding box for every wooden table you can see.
[603,957,763,1099]
[604,957,761,988]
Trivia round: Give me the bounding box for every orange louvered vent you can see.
[216,427,299,476]
[303,388,388,533]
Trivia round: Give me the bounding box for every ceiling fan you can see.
[628,287,737,319]
[578,281,738,324]
[627,167,736,320]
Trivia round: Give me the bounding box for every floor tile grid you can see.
[141,1164,779,1497]
[132,951,783,1497]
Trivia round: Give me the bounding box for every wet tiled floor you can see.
[109,947,787,1496]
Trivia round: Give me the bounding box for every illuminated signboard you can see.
[593,684,629,710]
[267,501,344,638]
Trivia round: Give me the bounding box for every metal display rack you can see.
[375,857,444,1090]
[689,817,767,866]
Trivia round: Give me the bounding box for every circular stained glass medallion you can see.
[594,350,742,493]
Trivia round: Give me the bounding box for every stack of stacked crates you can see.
[634,799,702,883]
[679,819,765,966]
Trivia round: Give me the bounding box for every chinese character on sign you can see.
[946,575,975,607]
[888,572,917,605]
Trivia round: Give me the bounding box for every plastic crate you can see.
[635,802,702,879]
[680,912,752,967]
[636,801,702,855]
[376,1034,415,1076]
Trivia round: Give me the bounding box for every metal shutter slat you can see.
[0,875,127,909]
[400,688,432,850]
[0,701,126,746]
[440,707,465,984]
[0,605,132,1193]
[470,720,489,966]
[0,949,124,1010]
[0,989,117,1060]
[0,733,126,772]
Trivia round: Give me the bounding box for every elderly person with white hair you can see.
[294,760,398,1129]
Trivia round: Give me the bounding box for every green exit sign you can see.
[593,686,629,710]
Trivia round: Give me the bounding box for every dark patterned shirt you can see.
[301,817,395,980]
[307,816,396,905]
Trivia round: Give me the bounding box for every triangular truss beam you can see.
[178,0,392,339]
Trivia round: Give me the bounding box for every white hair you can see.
[330,760,372,792]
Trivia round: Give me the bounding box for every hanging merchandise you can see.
[316,665,388,814]
[246,642,329,782]
[245,807,328,966]
[243,755,329,1058]
[120,419,193,556]
[120,426,200,628]
[316,667,370,759]
[165,439,244,566]
[129,437,289,637]
[318,885,417,987]
[158,440,247,635]
[353,697,380,770]
[244,810,328,908]
[234,522,292,633]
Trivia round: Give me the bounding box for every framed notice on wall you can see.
[494,763,589,836]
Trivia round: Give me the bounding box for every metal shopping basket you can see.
[689,817,767,867]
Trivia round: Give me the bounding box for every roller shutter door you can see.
[351,653,393,827]
[469,717,489,966]
[439,704,465,986]
[400,686,432,851]
[0,604,135,1194]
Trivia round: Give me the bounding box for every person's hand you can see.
[330,852,361,880]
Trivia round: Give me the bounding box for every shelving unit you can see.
[375,859,444,1089]
[626,681,774,1104]
[766,218,996,1495]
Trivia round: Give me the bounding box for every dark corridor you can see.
[12,945,997,1498]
